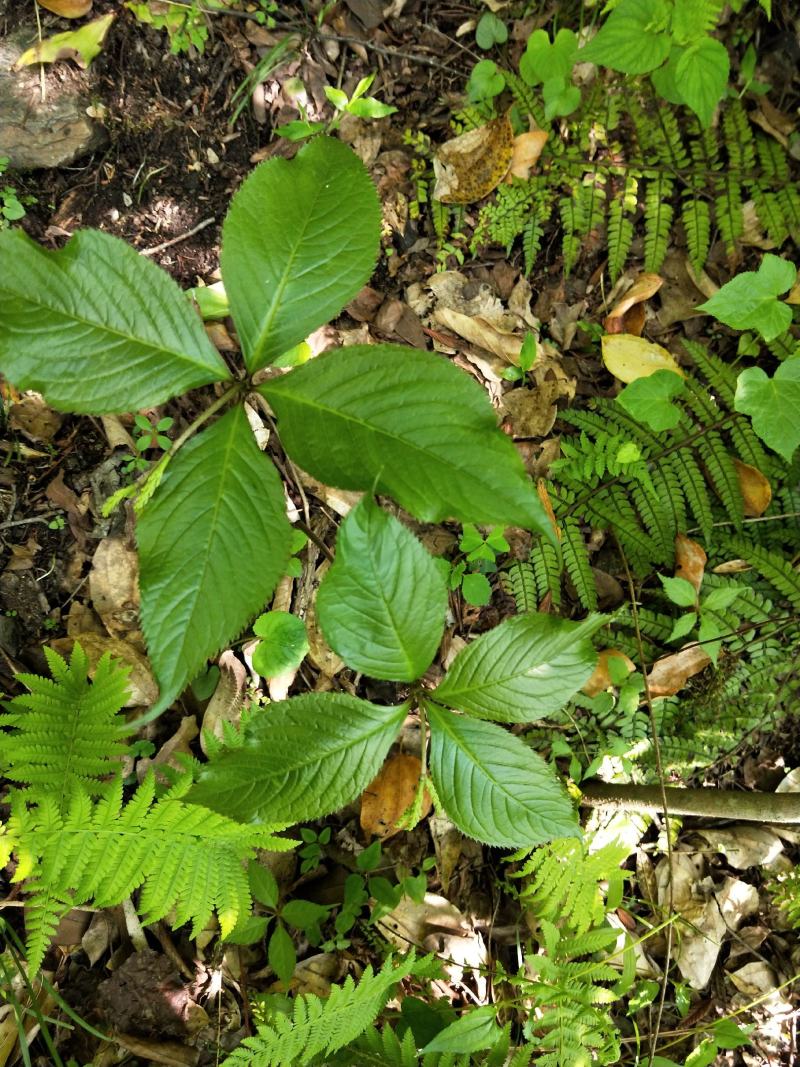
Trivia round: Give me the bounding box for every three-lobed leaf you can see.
[186,693,407,823]
[260,344,552,535]
[137,405,292,712]
[432,613,604,722]
[0,228,230,413]
[221,136,381,372]
[427,703,579,847]
[317,497,447,681]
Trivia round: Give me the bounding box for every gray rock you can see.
[0,32,106,170]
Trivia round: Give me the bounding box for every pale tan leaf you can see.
[89,538,140,638]
[506,129,548,181]
[433,114,514,204]
[8,394,64,443]
[601,334,684,383]
[674,533,706,593]
[732,458,772,517]
[647,643,711,698]
[603,273,663,334]
[200,651,246,755]
[582,649,635,696]
[361,753,431,838]
[433,306,522,362]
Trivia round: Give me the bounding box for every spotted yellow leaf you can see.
[433,114,514,205]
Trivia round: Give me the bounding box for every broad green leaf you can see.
[0,229,230,414]
[520,28,578,86]
[186,693,406,822]
[137,406,292,711]
[616,369,686,430]
[248,862,279,909]
[461,572,492,607]
[221,137,381,372]
[432,614,603,722]
[268,922,296,984]
[252,612,309,678]
[674,36,729,127]
[421,1007,501,1054]
[260,345,552,534]
[427,703,579,847]
[579,0,671,74]
[698,254,795,341]
[734,358,800,461]
[317,497,447,681]
[659,574,697,607]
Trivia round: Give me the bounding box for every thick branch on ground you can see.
[580,782,800,824]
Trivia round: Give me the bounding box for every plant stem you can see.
[580,782,800,824]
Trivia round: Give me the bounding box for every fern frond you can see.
[682,196,711,276]
[561,519,597,611]
[223,956,416,1066]
[6,775,290,973]
[724,540,800,610]
[714,172,744,257]
[503,68,547,128]
[530,536,563,610]
[607,181,636,283]
[643,174,673,273]
[0,643,130,798]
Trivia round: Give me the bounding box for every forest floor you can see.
[1,1,800,1065]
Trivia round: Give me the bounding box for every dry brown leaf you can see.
[582,649,635,696]
[603,273,663,335]
[502,383,561,437]
[50,633,157,706]
[506,129,547,181]
[200,651,246,755]
[37,0,92,16]
[8,394,64,443]
[433,305,523,363]
[674,533,706,592]
[433,114,514,204]
[647,643,712,698]
[138,716,199,783]
[89,538,140,638]
[536,479,561,541]
[733,458,772,517]
[361,753,431,838]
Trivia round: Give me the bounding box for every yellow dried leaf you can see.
[16,13,113,70]
[506,129,548,181]
[732,458,772,517]
[601,333,684,383]
[361,754,431,838]
[37,0,92,16]
[583,649,635,696]
[674,533,706,593]
[433,114,514,204]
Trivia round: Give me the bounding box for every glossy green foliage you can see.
[0,228,230,413]
[317,497,447,681]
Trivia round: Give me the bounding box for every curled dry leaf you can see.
[50,633,157,706]
[37,0,92,16]
[200,650,247,755]
[361,753,431,838]
[646,643,711,698]
[506,129,548,181]
[603,273,663,335]
[89,538,140,638]
[433,113,514,204]
[434,305,523,363]
[138,716,199,784]
[16,13,114,69]
[674,533,706,593]
[732,458,772,517]
[601,334,684,383]
[582,649,635,697]
[9,394,64,444]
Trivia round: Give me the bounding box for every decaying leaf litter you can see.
[0,1,799,1064]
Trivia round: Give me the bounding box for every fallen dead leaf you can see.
[9,394,64,443]
[674,533,706,592]
[36,0,92,15]
[506,129,548,181]
[433,305,523,363]
[603,273,663,335]
[101,414,135,452]
[732,458,772,517]
[50,633,157,706]
[433,113,514,204]
[89,538,140,638]
[647,643,712,697]
[16,13,114,69]
[138,717,199,783]
[428,814,463,895]
[200,651,246,755]
[695,825,783,869]
[582,649,635,696]
[602,334,684,383]
[536,479,561,540]
[361,753,431,838]
[502,382,561,437]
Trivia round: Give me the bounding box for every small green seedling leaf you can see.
[467,59,506,102]
[187,281,229,321]
[520,28,578,85]
[698,254,796,341]
[317,497,447,681]
[252,611,309,679]
[659,574,698,607]
[427,703,579,847]
[616,369,686,430]
[542,77,581,121]
[734,357,800,460]
[461,572,492,606]
[475,12,507,50]
[248,862,280,909]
